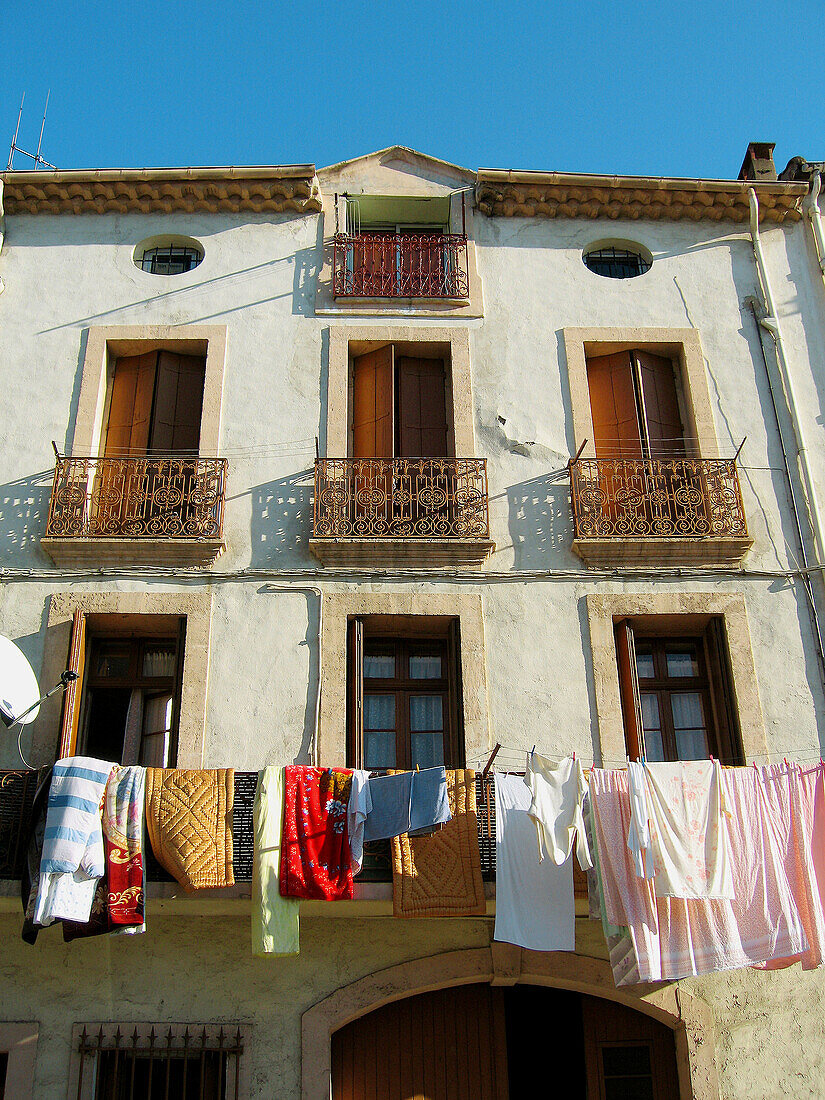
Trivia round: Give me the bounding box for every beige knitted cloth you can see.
[391,769,485,917]
[145,769,234,891]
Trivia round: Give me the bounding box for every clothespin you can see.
[415,764,420,773]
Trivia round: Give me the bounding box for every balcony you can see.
[569,456,752,565]
[332,232,470,300]
[310,458,494,565]
[42,453,227,567]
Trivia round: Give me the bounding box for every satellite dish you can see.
[0,635,42,727]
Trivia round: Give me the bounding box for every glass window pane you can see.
[410,695,443,732]
[602,1045,652,1077]
[409,654,442,679]
[95,648,130,678]
[364,653,395,678]
[411,732,444,769]
[666,647,699,678]
[640,694,665,761]
[604,1079,654,1100]
[364,694,395,731]
[142,646,176,678]
[364,730,396,769]
[671,692,709,760]
[635,648,655,679]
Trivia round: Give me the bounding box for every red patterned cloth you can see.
[279,766,353,900]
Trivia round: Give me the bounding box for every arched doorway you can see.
[332,983,679,1099]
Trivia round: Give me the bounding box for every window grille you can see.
[137,245,203,275]
[73,1024,244,1100]
[583,247,651,279]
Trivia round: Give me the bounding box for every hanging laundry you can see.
[409,766,452,834]
[63,765,146,941]
[280,766,354,900]
[145,768,234,890]
[252,767,299,955]
[525,753,592,870]
[21,766,53,945]
[494,771,575,951]
[363,772,412,842]
[627,759,732,898]
[589,767,807,984]
[33,756,114,927]
[391,769,485,917]
[347,770,372,875]
[582,794,639,986]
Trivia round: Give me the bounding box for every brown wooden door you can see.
[332,984,509,1100]
[398,228,445,295]
[586,352,643,461]
[396,357,449,458]
[104,353,158,458]
[352,347,394,458]
[581,994,680,1099]
[634,351,684,456]
[148,352,205,453]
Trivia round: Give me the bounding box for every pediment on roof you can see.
[318,146,475,197]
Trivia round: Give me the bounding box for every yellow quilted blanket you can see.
[145,769,234,891]
[391,769,485,917]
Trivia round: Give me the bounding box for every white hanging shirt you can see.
[347,770,373,875]
[524,753,592,870]
[494,772,575,952]
[627,758,733,899]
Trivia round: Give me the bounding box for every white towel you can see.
[347,770,372,875]
[34,756,114,926]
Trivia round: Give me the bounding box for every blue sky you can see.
[2,1,818,179]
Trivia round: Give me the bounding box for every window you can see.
[0,1023,38,1100]
[104,350,205,457]
[352,344,451,460]
[586,349,686,460]
[133,235,204,275]
[347,618,463,770]
[71,1024,245,1100]
[615,618,743,764]
[59,611,185,766]
[583,244,652,279]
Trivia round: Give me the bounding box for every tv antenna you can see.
[7,91,57,171]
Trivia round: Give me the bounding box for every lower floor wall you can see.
[1,908,824,1099]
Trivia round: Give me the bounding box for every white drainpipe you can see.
[0,179,5,295]
[805,169,825,276]
[749,187,825,567]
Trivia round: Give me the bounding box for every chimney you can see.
[738,142,777,182]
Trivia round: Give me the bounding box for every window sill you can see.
[572,535,753,567]
[309,537,495,567]
[41,536,225,568]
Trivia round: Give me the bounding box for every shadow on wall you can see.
[291,228,321,317]
[250,468,315,568]
[504,471,574,569]
[0,471,55,566]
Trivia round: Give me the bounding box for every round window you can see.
[133,235,204,275]
[583,241,652,279]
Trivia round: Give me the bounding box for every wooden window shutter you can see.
[149,352,205,454]
[634,351,685,455]
[167,617,187,767]
[446,618,465,767]
[104,353,157,457]
[352,346,394,458]
[615,619,643,760]
[586,352,643,460]
[57,610,87,759]
[346,618,364,767]
[396,356,450,457]
[704,617,744,765]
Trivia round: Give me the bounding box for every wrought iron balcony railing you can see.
[569,457,749,541]
[45,454,228,540]
[332,232,469,298]
[313,458,490,540]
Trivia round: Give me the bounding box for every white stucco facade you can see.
[1,147,825,1097]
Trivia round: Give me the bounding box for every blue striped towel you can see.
[39,756,114,876]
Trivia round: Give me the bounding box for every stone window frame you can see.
[585,592,767,767]
[562,326,720,460]
[0,1022,39,1100]
[35,592,213,769]
[67,1022,252,1100]
[323,325,476,459]
[69,324,228,458]
[319,593,490,768]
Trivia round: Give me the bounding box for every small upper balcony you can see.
[42,452,228,567]
[310,457,494,566]
[332,231,470,301]
[569,456,752,565]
